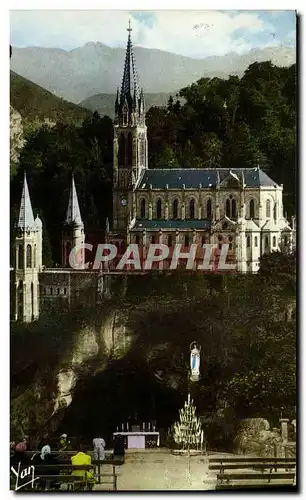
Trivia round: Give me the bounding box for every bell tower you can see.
[112,20,148,236]
[14,173,42,322]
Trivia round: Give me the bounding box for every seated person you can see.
[34,445,61,491]
[71,444,95,490]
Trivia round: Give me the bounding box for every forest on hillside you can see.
[10,61,296,266]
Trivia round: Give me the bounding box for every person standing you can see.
[92,437,106,461]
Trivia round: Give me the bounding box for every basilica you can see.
[12,24,294,322]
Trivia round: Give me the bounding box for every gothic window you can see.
[156,199,162,219]
[207,199,212,219]
[18,245,23,270]
[184,235,190,247]
[232,199,237,219]
[189,199,195,219]
[168,235,173,247]
[65,241,71,266]
[266,199,271,218]
[173,199,178,219]
[127,132,133,165]
[265,236,269,249]
[273,236,276,247]
[34,244,36,268]
[249,199,255,218]
[225,199,231,218]
[284,235,288,246]
[140,198,146,218]
[26,244,32,268]
[255,236,258,247]
[273,203,277,220]
[118,133,125,166]
[246,236,251,248]
[225,197,237,219]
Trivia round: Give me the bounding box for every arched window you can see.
[232,199,237,219]
[66,241,71,266]
[34,244,36,268]
[168,235,172,247]
[225,199,231,218]
[127,132,133,165]
[184,235,190,247]
[18,245,23,270]
[273,236,276,247]
[118,133,125,166]
[266,199,271,218]
[189,199,195,219]
[173,199,178,219]
[57,288,60,295]
[151,235,156,244]
[50,287,53,296]
[26,244,32,268]
[273,203,277,220]
[255,236,258,247]
[156,199,162,219]
[249,199,255,219]
[265,236,269,249]
[140,198,146,218]
[207,199,212,219]
[246,236,251,248]
[284,235,288,246]
[225,197,237,219]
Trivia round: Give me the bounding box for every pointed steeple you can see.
[65,175,83,227]
[117,20,143,122]
[18,172,35,231]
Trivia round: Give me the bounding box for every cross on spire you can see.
[127,19,132,33]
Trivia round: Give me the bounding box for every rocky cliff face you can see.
[54,309,135,413]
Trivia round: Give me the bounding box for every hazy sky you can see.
[10,10,296,58]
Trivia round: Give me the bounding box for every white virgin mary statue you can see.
[190,344,200,381]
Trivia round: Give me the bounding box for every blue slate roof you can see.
[132,219,211,230]
[137,168,276,189]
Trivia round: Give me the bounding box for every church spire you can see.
[18,172,35,231]
[65,174,83,227]
[116,20,144,124]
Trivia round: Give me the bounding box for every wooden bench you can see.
[209,457,296,490]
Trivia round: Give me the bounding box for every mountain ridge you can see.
[10,44,295,104]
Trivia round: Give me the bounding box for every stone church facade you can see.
[11,24,294,322]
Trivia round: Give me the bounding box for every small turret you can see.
[62,175,85,268]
